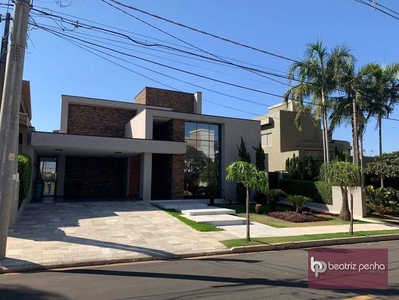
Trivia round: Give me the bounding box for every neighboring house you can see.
[29,87,261,203]
[254,101,350,172]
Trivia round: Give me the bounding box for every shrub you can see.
[267,211,328,222]
[314,181,333,205]
[264,189,287,212]
[279,179,333,204]
[18,154,32,207]
[287,195,311,213]
[366,185,399,216]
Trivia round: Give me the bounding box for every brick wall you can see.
[67,104,137,137]
[135,87,194,113]
[153,119,185,142]
[171,154,185,199]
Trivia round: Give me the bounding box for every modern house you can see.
[255,101,351,172]
[29,87,261,204]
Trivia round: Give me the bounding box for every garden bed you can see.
[267,211,329,223]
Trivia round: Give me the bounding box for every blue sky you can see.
[3,0,399,156]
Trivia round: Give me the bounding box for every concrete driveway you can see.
[1,201,235,272]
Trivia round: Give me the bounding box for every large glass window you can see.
[184,122,220,198]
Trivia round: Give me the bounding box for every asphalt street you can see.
[1,240,398,300]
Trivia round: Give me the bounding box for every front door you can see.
[39,157,57,197]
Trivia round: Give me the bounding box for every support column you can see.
[140,152,152,200]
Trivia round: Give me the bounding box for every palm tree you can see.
[284,39,354,164]
[225,161,268,242]
[361,63,399,156]
[360,63,399,187]
[329,63,372,168]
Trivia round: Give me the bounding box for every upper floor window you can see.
[261,133,272,147]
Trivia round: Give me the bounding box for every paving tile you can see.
[1,200,399,273]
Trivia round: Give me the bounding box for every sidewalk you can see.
[1,200,398,273]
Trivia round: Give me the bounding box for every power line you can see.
[30,7,295,85]
[355,0,399,21]
[101,0,289,87]
[103,0,298,63]
[31,21,269,115]
[27,2,399,124]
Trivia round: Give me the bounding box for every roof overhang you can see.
[31,132,186,157]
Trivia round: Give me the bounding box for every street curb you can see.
[0,250,232,274]
[2,234,399,274]
[230,234,399,253]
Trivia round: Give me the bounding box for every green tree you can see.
[253,143,267,204]
[363,63,399,157]
[236,137,251,203]
[319,161,361,221]
[253,142,265,171]
[364,151,399,184]
[199,161,219,205]
[330,146,350,162]
[285,153,303,180]
[284,39,354,165]
[226,161,268,241]
[328,61,365,166]
[304,153,318,180]
[237,136,251,163]
[361,63,399,187]
[184,145,208,196]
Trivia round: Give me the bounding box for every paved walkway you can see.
[1,200,398,273]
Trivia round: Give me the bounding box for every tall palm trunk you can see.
[378,115,384,188]
[321,91,329,164]
[352,98,359,166]
[245,186,250,242]
[339,186,351,221]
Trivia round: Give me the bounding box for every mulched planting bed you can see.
[267,211,329,223]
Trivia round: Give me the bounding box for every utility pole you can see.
[0,12,11,109]
[0,0,31,259]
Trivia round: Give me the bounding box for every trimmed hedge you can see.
[18,154,32,206]
[279,179,333,205]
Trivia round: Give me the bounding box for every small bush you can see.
[287,195,311,213]
[18,154,32,207]
[366,185,399,216]
[267,211,328,223]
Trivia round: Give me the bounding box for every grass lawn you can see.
[156,207,224,232]
[217,203,365,228]
[221,229,399,248]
